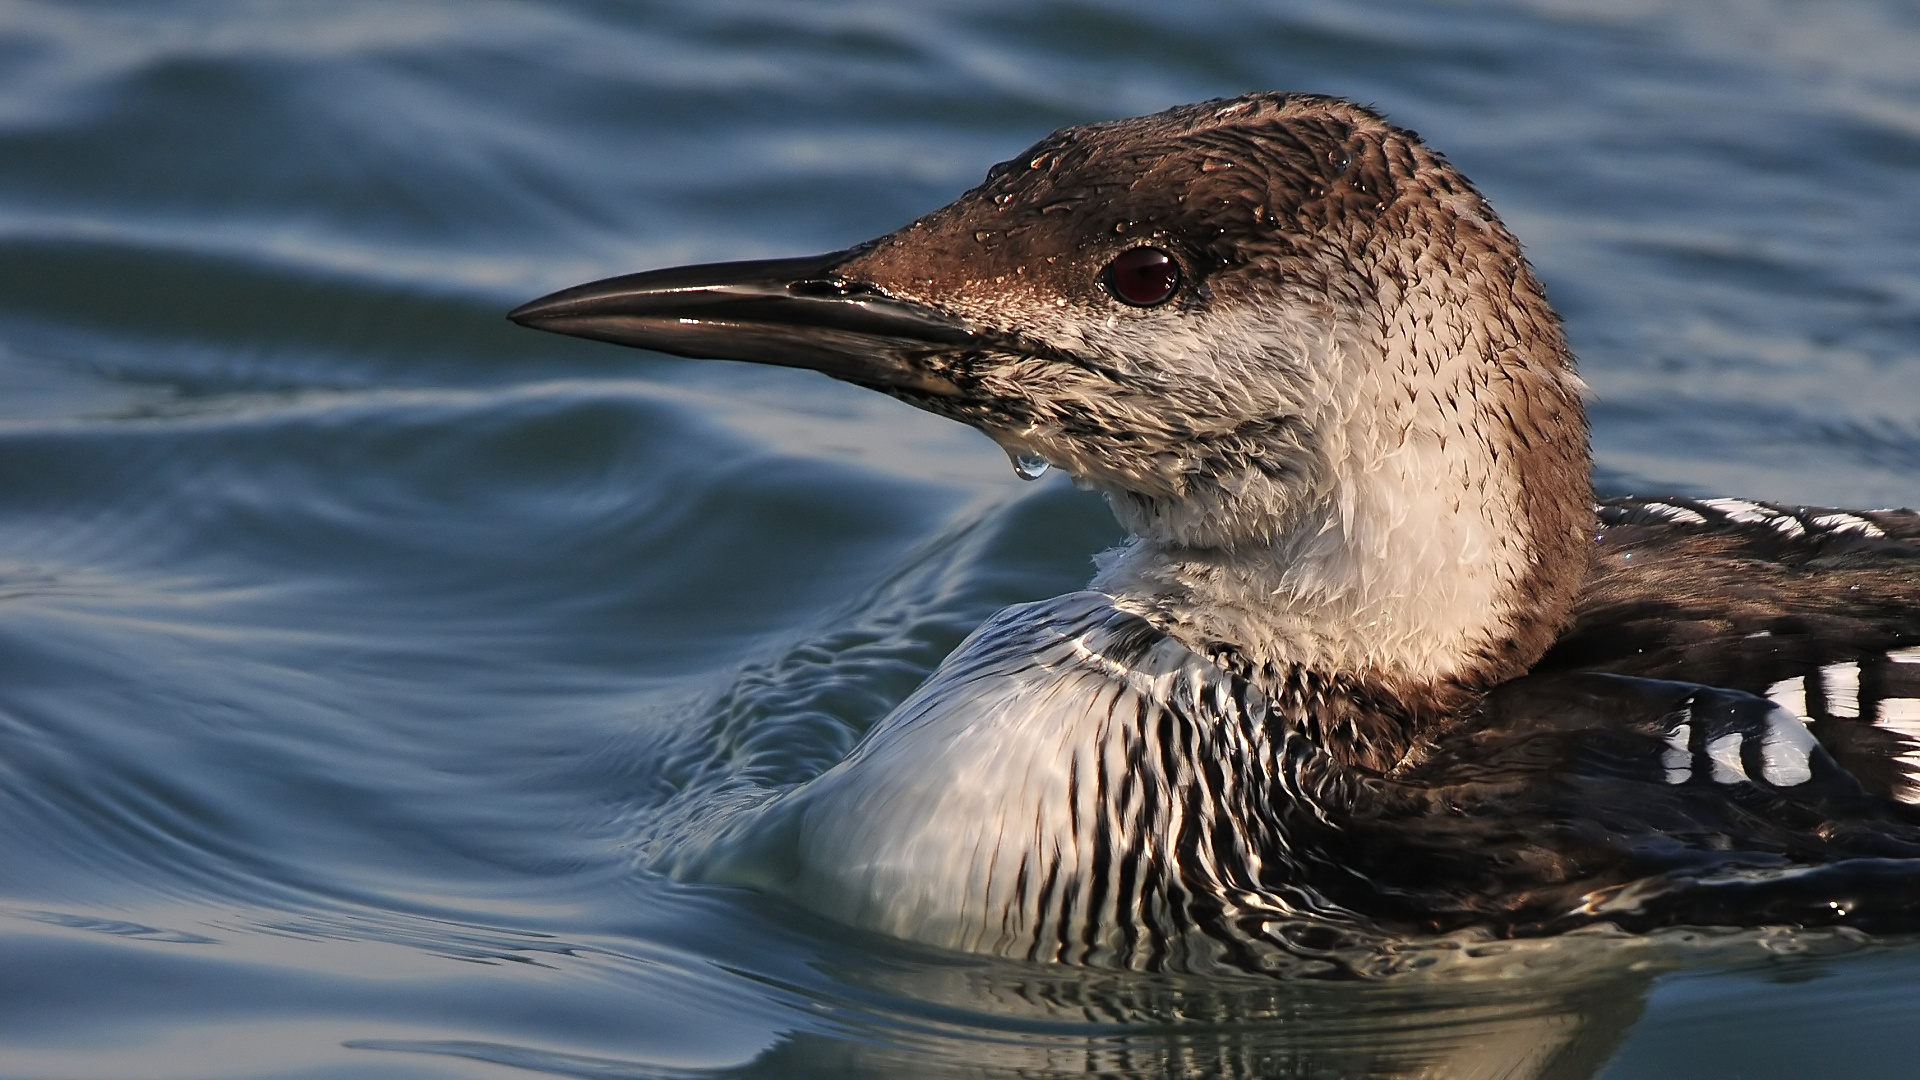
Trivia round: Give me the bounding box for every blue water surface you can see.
[0,1,1918,1076]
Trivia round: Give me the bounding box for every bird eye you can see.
[1104,246,1180,307]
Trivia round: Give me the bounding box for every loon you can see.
[510,93,1920,971]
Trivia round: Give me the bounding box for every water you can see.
[1011,451,1051,481]
[0,0,1917,1076]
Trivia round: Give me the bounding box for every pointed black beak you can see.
[508,251,979,395]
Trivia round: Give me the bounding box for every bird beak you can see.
[507,251,979,396]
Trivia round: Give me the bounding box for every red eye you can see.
[1104,246,1180,307]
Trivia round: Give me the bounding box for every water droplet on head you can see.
[1010,451,1051,481]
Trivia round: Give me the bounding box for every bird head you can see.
[512,93,1592,688]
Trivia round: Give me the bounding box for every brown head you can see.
[512,93,1593,742]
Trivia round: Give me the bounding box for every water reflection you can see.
[366,933,1668,1079]
[798,958,1649,1080]
[4,0,1919,1075]
[350,913,1879,1080]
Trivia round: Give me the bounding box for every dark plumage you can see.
[510,93,1920,971]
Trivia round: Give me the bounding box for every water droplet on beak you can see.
[1009,451,1051,481]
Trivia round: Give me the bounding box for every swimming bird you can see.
[510,93,1920,972]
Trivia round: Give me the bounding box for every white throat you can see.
[1088,305,1559,688]
[1093,457,1524,686]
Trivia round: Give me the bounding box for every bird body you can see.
[512,93,1920,971]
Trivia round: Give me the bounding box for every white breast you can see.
[693,592,1342,965]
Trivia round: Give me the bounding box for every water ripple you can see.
[0,0,1917,1076]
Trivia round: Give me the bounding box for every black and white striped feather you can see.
[768,592,1366,971]
[732,514,1920,970]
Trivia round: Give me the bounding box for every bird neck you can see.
[1091,331,1591,768]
